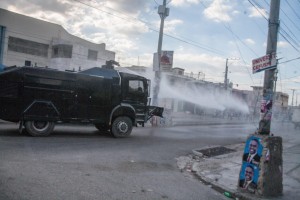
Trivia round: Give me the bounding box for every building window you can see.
[25,60,31,66]
[51,44,72,58]
[8,36,49,57]
[88,49,97,61]
[53,47,59,57]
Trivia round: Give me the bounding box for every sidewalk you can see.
[159,112,257,127]
[177,123,300,200]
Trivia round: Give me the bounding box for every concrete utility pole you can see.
[291,89,296,107]
[224,58,229,90]
[238,1,282,197]
[246,1,282,197]
[258,0,281,135]
[153,0,169,106]
[224,58,239,90]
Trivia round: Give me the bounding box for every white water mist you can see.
[118,67,249,114]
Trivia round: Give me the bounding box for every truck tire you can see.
[24,121,55,137]
[111,116,132,138]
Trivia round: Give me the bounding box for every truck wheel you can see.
[111,116,132,138]
[25,121,55,137]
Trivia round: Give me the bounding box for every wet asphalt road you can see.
[0,122,257,200]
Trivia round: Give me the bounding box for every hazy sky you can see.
[1,0,299,104]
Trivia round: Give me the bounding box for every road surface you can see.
[0,122,290,200]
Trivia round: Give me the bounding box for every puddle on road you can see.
[194,146,236,157]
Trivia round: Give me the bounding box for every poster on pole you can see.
[153,51,174,72]
[252,52,276,74]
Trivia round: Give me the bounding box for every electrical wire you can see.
[203,0,259,57]
[280,4,300,33]
[280,21,300,45]
[261,1,300,90]
[4,30,113,62]
[153,0,159,6]
[71,0,227,57]
[262,0,269,7]
[278,31,300,53]
[199,1,259,85]
[248,0,300,53]
[278,57,300,65]
[279,28,300,48]
[281,74,300,80]
[285,0,300,20]
[248,0,268,21]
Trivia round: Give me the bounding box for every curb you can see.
[188,145,258,200]
[193,171,255,200]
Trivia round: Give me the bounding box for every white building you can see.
[0,8,115,71]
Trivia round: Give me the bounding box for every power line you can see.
[85,0,225,55]
[280,4,300,33]
[248,0,300,53]
[278,31,300,53]
[199,1,259,57]
[162,33,225,56]
[285,0,300,20]
[153,0,159,6]
[199,1,258,84]
[279,28,300,48]
[279,57,300,65]
[248,0,268,21]
[280,21,300,45]
[252,0,268,14]
[5,19,226,70]
[240,1,267,36]
[4,29,112,62]
[281,74,300,80]
[71,0,227,57]
[263,0,269,7]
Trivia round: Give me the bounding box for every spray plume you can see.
[117,67,249,114]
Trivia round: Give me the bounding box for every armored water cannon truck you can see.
[0,65,163,137]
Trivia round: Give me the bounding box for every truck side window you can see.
[128,80,144,93]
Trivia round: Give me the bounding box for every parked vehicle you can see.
[0,65,163,137]
[292,107,300,129]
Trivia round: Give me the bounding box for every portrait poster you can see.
[242,136,263,166]
[239,163,259,192]
[152,51,174,72]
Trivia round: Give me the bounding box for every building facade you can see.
[0,9,115,71]
[232,86,289,121]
